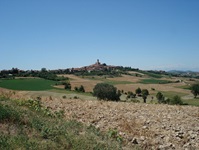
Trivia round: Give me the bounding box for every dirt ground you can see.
[41,97,199,149]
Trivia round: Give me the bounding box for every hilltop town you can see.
[72,59,120,72]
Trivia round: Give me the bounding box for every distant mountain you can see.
[168,70,198,74]
[167,70,199,78]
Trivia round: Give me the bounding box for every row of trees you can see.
[156,92,183,105]
[63,82,199,103]
[63,82,85,93]
[92,83,199,104]
[92,84,150,103]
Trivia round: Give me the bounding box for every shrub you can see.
[74,85,85,93]
[63,82,71,90]
[74,96,79,99]
[78,85,85,92]
[156,92,164,103]
[170,95,183,105]
[135,87,142,96]
[0,104,20,123]
[93,83,121,101]
[126,91,136,99]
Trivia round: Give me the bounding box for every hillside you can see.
[0,88,199,149]
[0,95,122,150]
[1,65,199,149]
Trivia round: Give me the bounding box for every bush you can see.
[170,95,183,105]
[79,85,85,92]
[135,87,142,96]
[156,92,164,103]
[63,82,71,90]
[93,83,121,101]
[74,85,85,93]
[126,91,136,99]
[0,104,20,123]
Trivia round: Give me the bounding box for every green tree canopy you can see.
[191,84,199,98]
[170,95,183,105]
[63,82,71,90]
[93,83,121,101]
[141,89,149,103]
[156,92,164,103]
[135,87,142,95]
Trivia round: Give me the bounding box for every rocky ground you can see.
[41,97,199,150]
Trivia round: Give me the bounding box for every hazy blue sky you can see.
[1,0,199,71]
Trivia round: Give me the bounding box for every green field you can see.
[139,79,172,84]
[182,98,199,106]
[0,78,56,91]
[83,76,134,85]
[137,71,163,78]
[161,91,187,99]
[104,80,133,85]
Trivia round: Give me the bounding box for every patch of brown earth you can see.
[41,98,199,150]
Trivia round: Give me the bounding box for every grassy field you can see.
[161,91,187,99]
[0,75,198,107]
[0,78,56,91]
[84,76,134,85]
[104,80,133,85]
[182,98,199,106]
[139,79,172,84]
[137,71,163,78]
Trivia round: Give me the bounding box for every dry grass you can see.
[58,75,190,96]
[107,74,141,83]
[58,74,101,92]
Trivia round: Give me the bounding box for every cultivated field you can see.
[0,71,199,149]
[0,72,199,106]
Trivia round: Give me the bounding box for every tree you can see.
[170,95,183,105]
[156,92,164,103]
[126,91,136,99]
[191,84,199,98]
[135,87,142,96]
[41,68,47,72]
[142,89,149,103]
[74,85,85,92]
[93,83,121,101]
[79,85,85,92]
[63,82,71,90]
[74,87,79,91]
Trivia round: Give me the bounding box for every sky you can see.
[0,0,199,71]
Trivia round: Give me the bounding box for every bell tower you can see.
[97,59,100,65]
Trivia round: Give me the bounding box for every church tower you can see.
[96,59,100,65]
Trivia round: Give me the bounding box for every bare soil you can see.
[41,98,199,150]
